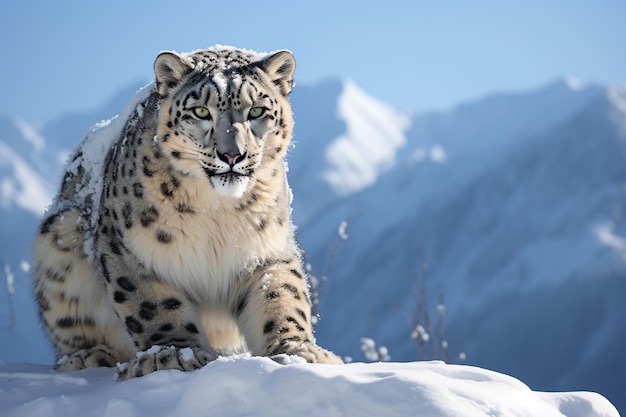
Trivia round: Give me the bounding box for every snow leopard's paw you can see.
[117,345,218,380]
[55,345,120,372]
[270,341,343,365]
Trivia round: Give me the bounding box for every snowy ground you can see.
[0,355,618,417]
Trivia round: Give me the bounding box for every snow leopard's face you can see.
[153,48,295,198]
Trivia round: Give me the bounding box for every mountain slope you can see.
[304,85,626,411]
[288,79,410,225]
[446,87,626,407]
[408,78,605,159]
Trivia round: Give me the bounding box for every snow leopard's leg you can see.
[96,235,218,380]
[33,209,134,371]
[234,259,343,364]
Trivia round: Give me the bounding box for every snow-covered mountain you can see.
[0,77,623,413]
[287,78,411,225]
[291,79,626,412]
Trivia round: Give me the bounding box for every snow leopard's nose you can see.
[217,151,246,167]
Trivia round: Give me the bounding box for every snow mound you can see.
[0,357,618,417]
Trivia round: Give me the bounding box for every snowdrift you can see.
[0,356,618,417]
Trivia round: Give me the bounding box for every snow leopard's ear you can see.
[258,51,296,96]
[154,52,193,96]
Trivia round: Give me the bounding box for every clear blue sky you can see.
[1,0,624,124]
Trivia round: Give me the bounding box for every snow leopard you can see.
[32,46,342,380]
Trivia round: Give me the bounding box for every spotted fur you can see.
[33,46,342,380]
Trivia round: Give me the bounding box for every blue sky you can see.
[1,0,624,124]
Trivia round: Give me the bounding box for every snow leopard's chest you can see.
[97,143,295,302]
[123,197,291,301]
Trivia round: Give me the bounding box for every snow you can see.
[210,71,228,95]
[607,86,626,127]
[0,356,618,417]
[4,264,14,295]
[180,347,195,362]
[359,338,390,362]
[429,144,448,163]
[595,221,626,259]
[323,80,411,195]
[0,141,53,216]
[337,220,349,240]
[12,118,45,153]
[564,76,583,91]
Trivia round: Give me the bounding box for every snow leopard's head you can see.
[153,46,295,198]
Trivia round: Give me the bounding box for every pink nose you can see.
[217,151,246,167]
[223,153,241,165]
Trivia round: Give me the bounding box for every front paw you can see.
[270,342,343,365]
[55,345,120,372]
[117,345,217,380]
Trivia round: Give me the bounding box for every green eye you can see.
[248,107,265,120]
[192,106,211,120]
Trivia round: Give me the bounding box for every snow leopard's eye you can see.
[248,107,265,120]
[192,106,211,120]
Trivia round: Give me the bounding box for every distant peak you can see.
[563,76,583,91]
[545,76,585,92]
[323,78,411,195]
